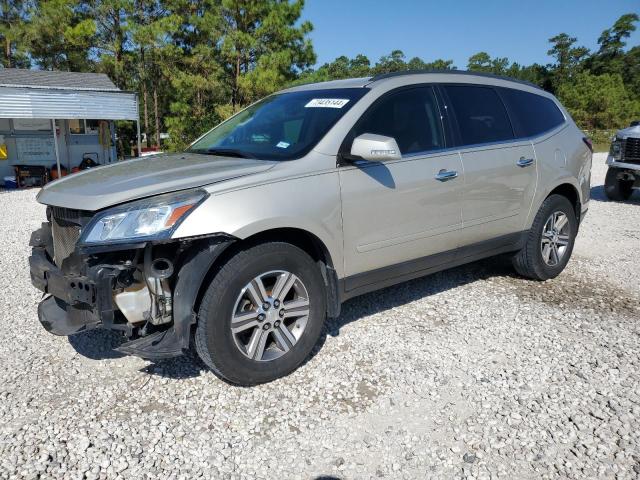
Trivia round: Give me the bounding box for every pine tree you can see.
[219,0,315,107]
[547,33,589,90]
[0,0,31,68]
[25,0,95,71]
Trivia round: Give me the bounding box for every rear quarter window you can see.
[443,85,514,146]
[499,88,565,138]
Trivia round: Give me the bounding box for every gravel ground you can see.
[1,152,639,479]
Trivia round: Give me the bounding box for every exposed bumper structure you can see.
[29,221,233,360]
[37,296,100,336]
[29,231,118,336]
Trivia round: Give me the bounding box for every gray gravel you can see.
[1,152,639,479]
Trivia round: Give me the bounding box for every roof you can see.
[369,69,542,90]
[0,68,119,91]
[281,77,371,93]
[283,70,542,94]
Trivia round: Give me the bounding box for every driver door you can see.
[338,86,465,290]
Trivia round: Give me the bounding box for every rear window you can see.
[499,88,565,138]
[444,85,514,146]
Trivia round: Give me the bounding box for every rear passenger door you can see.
[441,84,537,248]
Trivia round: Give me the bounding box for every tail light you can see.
[582,137,593,153]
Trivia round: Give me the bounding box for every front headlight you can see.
[80,189,207,245]
[610,137,622,160]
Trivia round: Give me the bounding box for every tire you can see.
[604,168,633,201]
[512,194,577,281]
[194,242,326,385]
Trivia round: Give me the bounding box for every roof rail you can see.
[368,69,542,90]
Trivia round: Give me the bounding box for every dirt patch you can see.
[499,267,639,318]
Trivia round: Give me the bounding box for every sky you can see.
[303,0,640,69]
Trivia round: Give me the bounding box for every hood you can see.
[37,153,276,211]
[616,124,640,140]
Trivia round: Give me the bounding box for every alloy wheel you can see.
[230,270,310,362]
[540,211,571,267]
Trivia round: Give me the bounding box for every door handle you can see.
[517,157,534,167]
[435,169,458,181]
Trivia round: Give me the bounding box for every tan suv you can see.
[30,71,592,385]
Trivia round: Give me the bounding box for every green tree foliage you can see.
[589,13,639,77]
[2,6,638,148]
[81,0,136,89]
[547,33,589,89]
[161,0,316,149]
[622,45,640,97]
[25,0,95,71]
[160,0,227,150]
[462,13,638,130]
[220,0,315,107]
[0,0,31,68]
[296,50,455,86]
[557,72,639,130]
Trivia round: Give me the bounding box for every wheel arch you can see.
[548,182,581,222]
[528,178,582,229]
[185,227,342,333]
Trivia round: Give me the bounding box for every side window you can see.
[499,88,565,137]
[444,85,514,146]
[350,87,444,155]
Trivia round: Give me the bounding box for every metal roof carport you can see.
[0,69,140,177]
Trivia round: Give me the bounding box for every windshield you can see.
[188,88,368,160]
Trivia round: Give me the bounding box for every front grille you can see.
[49,207,91,267]
[51,218,81,266]
[622,137,640,164]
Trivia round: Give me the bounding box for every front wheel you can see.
[194,242,326,385]
[605,168,634,201]
[512,194,578,280]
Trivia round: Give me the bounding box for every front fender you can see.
[115,237,233,359]
[172,173,344,277]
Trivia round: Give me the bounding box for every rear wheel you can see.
[512,194,577,280]
[605,168,634,201]
[194,242,326,385]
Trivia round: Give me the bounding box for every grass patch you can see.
[593,142,610,153]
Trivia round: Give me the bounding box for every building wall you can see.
[0,119,117,180]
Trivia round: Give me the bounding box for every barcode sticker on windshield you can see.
[305,98,350,109]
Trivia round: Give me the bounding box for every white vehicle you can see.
[605,121,640,200]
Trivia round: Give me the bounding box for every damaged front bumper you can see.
[29,223,120,336]
[29,221,232,360]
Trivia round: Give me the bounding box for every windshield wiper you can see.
[205,148,255,159]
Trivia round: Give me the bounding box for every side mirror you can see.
[350,133,401,162]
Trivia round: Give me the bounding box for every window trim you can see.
[338,84,450,165]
